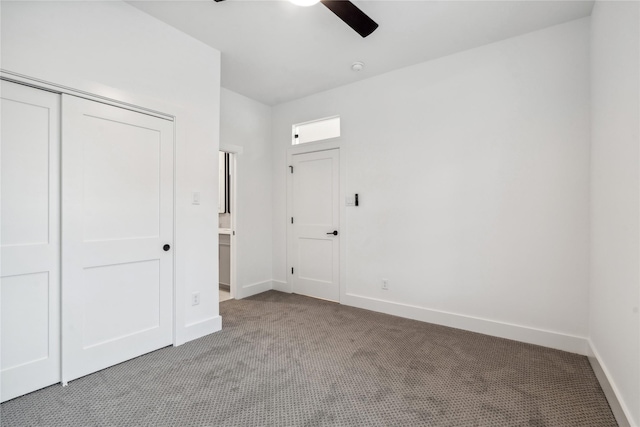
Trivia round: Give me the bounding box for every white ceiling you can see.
[129,0,594,105]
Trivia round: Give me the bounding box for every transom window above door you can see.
[292,116,340,145]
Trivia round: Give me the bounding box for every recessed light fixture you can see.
[289,0,320,6]
[351,61,365,72]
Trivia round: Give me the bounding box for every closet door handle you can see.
[326,231,338,236]
[163,244,171,251]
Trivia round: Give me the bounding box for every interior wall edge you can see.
[342,293,588,355]
[588,340,634,427]
[272,280,292,294]
[178,316,222,346]
[235,280,273,300]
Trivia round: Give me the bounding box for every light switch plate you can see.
[346,196,355,206]
[192,192,201,205]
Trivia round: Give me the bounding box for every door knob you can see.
[326,230,338,236]
[163,244,171,251]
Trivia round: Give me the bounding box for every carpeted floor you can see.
[1,291,616,426]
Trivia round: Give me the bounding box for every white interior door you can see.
[61,94,174,383]
[1,81,61,401]
[290,149,340,302]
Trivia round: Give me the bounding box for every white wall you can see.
[1,1,222,344]
[272,18,591,353]
[590,2,640,425]
[220,88,273,298]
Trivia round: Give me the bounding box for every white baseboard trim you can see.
[220,282,634,424]
[272,280,291,293]
[588,340,635,427]
[178,315,222,345]
[236,279,273,299]
[341,293,588,355]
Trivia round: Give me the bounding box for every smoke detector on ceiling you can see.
[351,62,365,72]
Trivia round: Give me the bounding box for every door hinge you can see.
[291,267,294,274]
[289,165,293,173]
[291,217,294,224]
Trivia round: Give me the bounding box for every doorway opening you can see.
[219,151,235,302]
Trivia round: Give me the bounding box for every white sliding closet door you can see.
[61,95,174,383]
[1,81,61,402]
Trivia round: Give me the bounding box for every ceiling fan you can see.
[213,0,379,38]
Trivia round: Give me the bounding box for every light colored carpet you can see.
[1,291,616,426]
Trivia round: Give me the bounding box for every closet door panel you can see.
[82,116,161,241]
[1,95,50,245]
[1,81,61,402]
[61,94,174,383]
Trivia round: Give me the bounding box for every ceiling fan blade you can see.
[320,0,378,38]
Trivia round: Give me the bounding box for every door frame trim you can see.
[218,148,239,300]
[286,139,347,303]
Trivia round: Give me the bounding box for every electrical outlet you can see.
[381,279,389,290]
[192,292,200,306]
